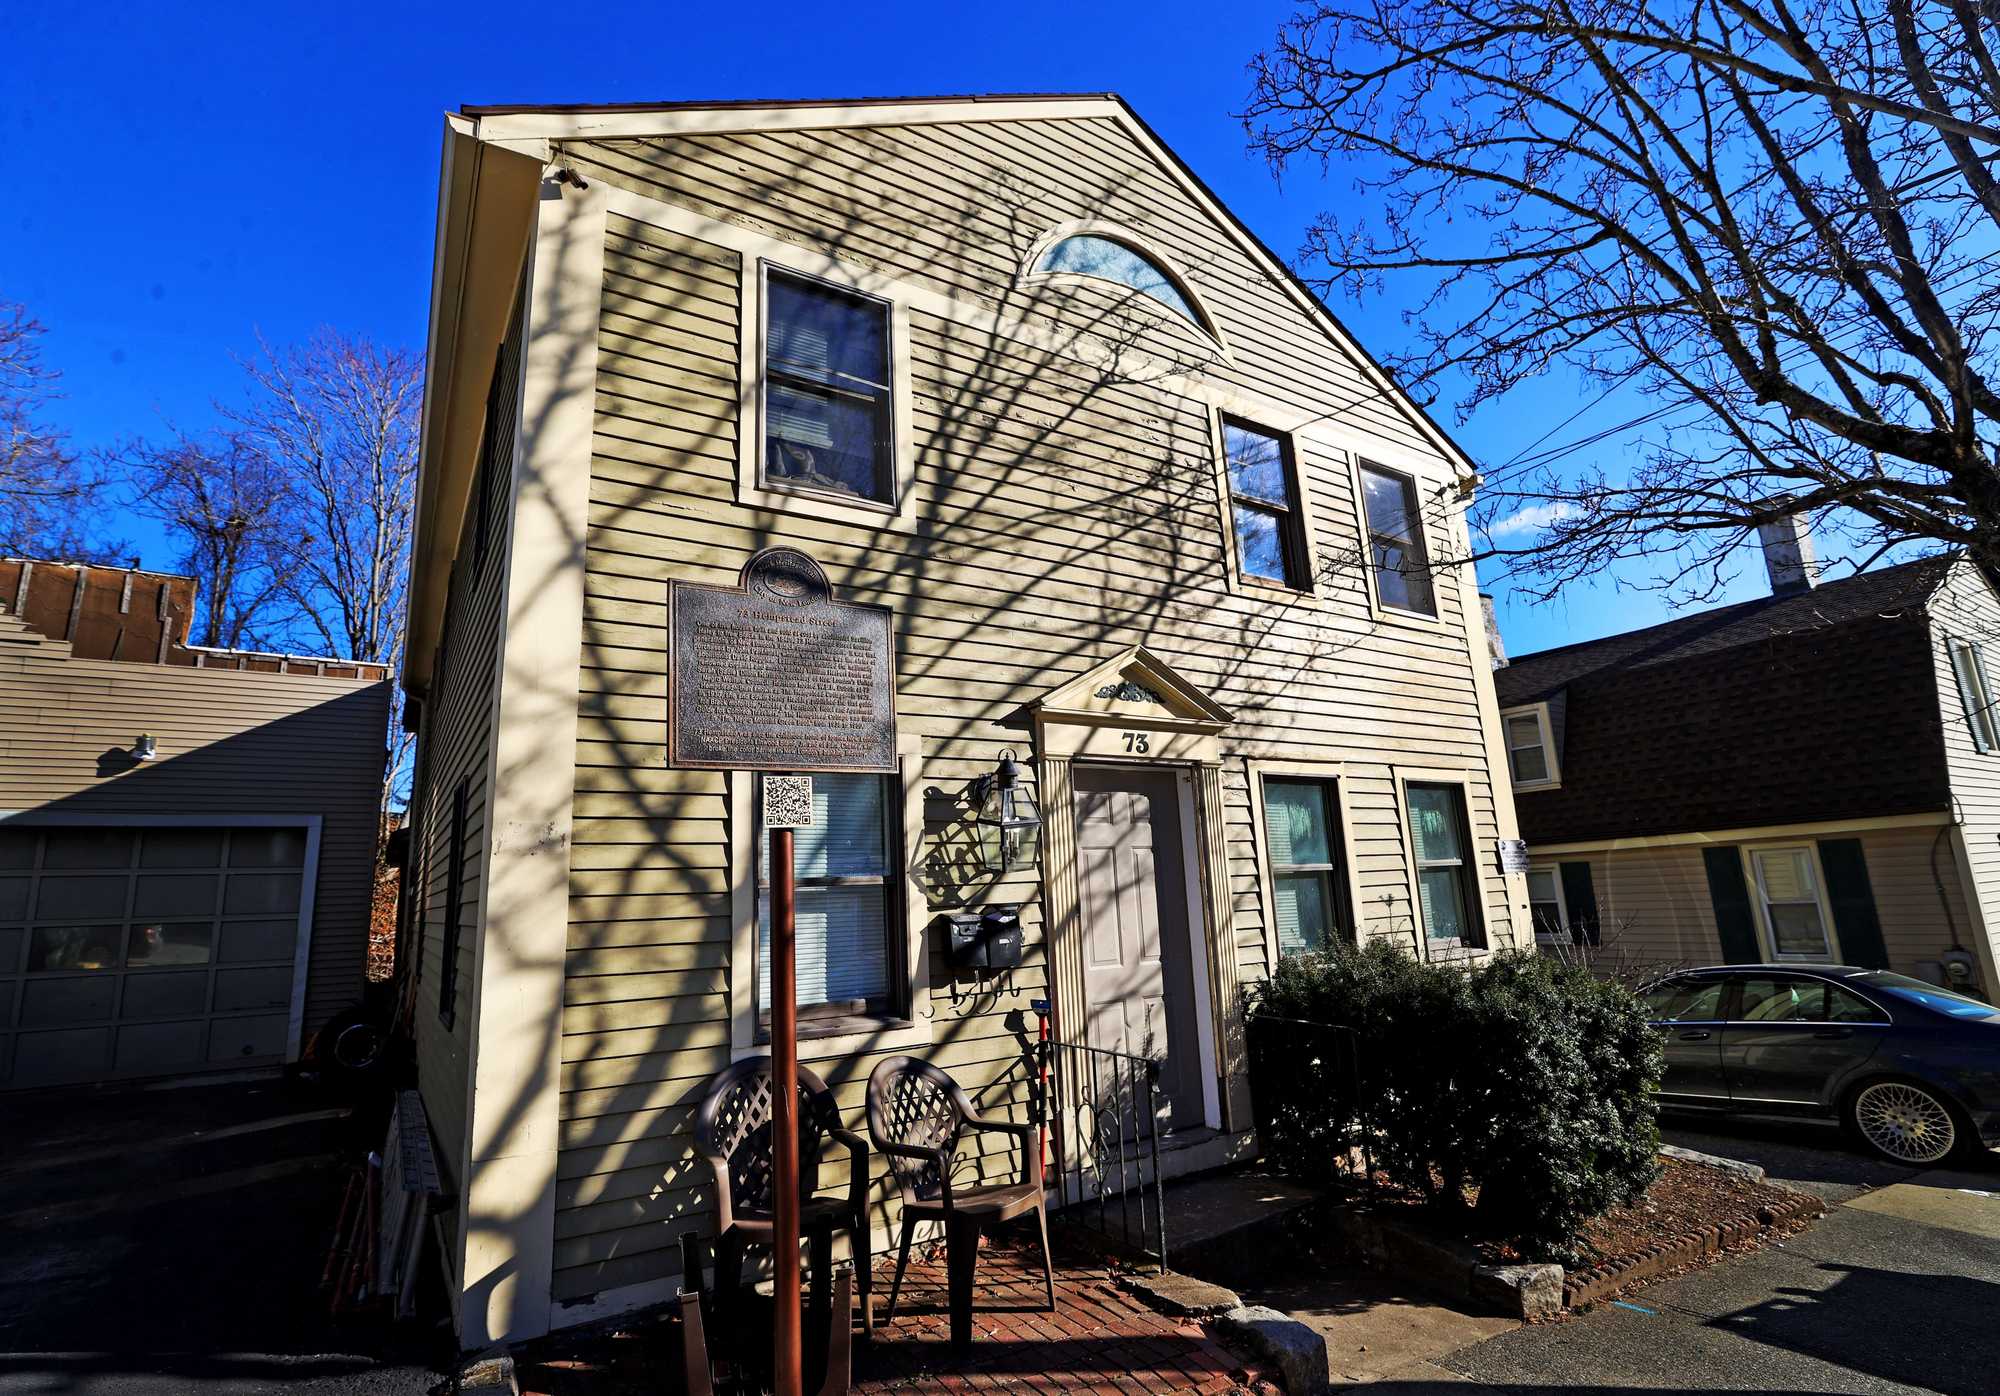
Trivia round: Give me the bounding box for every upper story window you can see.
[1033,234,1204,330]
[1359,463,1436,616]
[1948,638,1999,753]
[763,270,894,506]
[1223,419,1309,590]
[1502,704,1558,788]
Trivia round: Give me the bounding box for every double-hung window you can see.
[1503,706,1556,787]
[1261,779,1347,955]
[755,773,900,1029]
[1949,639,2000,752]
[1359,463,1436,616]
[762,270,894,506]
[1223,420,1309,590]
[1747,846,1834,960]
[1406,782,1481,945]
[1526,866,1568,943]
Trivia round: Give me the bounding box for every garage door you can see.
[0,824,309,1089]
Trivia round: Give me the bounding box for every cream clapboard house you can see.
[397,93,1529,1349]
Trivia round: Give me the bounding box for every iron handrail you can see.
[1030,1000,1167,1273]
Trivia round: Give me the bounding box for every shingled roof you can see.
[1495,553,1958,709]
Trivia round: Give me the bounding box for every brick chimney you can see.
[1757,511,1821,596]
[1480,593,1508,669]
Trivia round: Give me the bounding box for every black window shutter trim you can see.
[1817,837,1890,970]
[1559,860,1600,946]
[1702,846,1761,963]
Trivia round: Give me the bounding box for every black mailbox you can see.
[979,906,1024,969]
[946,912,984,965]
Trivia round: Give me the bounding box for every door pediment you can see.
[1033,646,1233,735]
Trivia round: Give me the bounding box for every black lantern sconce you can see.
[969,750,1042,874]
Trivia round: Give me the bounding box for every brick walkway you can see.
[855,1237,1270,1396]
[515,1230,1274,1396]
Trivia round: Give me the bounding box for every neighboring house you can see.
[1493,526,2000,1001]
[0,558,391,1091]
[396,92,1529,1349]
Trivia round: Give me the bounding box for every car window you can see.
[1643,978,1727,1022]
[1867,973,2000,1020]
[1737,976,1824,1022]
[1825,985,1890,1024]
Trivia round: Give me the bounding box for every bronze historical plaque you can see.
[668,547,898,773]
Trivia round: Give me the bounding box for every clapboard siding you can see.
[542,109,1516,1301]
[408,280,526,1209]
[1553,822,1973,976]
[0,618,387,1044]
[1926,562,2000,988]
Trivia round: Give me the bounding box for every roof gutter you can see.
[402,116,542,699]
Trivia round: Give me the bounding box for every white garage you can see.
[0,819,320,1089]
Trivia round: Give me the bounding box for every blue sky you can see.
[3,1,1771,657]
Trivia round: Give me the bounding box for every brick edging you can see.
[1561,1191,1826,1308]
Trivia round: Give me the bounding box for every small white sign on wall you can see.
[1497,838,1531,874]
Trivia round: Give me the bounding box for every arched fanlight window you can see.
[1033,233,1206,331]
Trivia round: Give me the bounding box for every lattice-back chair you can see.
[865,1056,1053,1350]
[693,1055,872,1331]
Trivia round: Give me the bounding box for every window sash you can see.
[1263,778,1347,954]
[1749,847,1834,960]
[1526,866,1567,942]
[1224,420,1307,589]
[753,772,900,1019]
[1359,464,1436,615]
[1505,711,1552,784]
[1951,640,1999,752]
[762,270,895,505]
[1406,782,1480,944]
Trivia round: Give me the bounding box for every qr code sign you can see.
[762,776,815,829]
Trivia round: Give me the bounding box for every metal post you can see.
[771,826,802,1396]
[1147,1062,1166,1275]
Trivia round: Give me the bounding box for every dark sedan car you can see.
[1639,964,2000,1165]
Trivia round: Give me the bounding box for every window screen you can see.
[1263,779,1346,955]
[756,773,898,1020]
[763,272,893,504]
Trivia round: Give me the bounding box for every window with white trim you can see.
[1526,866,1568,943]
[1406,782,1482,945]
[1949,638,2000,753]
[755,772,902,1029]
[1223,419,1309,590]
[1261,778,1347,955]
[1748,846,1835,961]
[1359,463,1436,616]
[1503,706,1557,787]
[762,270,894,506]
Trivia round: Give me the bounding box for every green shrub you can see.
[1248,942,1663,1259]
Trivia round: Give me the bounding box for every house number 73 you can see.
[1121,731,1151,753]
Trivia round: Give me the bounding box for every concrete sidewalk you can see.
[1376,1122,2000,1395]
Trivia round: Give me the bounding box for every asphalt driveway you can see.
[0,1079,449,1395]
[1377,1117,2000,1394]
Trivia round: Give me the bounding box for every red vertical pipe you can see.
[771,825,802,1396]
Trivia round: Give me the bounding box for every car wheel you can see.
[1847,1078,1965,1166]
